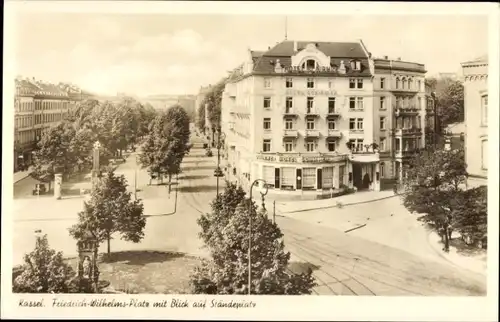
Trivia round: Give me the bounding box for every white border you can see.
[2,1,499,321]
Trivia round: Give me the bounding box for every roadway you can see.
[11,134,486,295]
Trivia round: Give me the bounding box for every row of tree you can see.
[196,78,228,134]
[401,148,487,252]
[31,98,157,185]
[425,76,464,128]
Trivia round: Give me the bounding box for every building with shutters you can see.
[372,57,427,182]
[461,55,488,188]
[13,77,92,172]
[220,40,384,198]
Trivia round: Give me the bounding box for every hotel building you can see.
[221,40,384,198]
[461,55,488,187]
[372,57,427,181]
[14,77,92,171]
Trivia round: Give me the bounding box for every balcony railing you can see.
[283,129,299,138]
[326,109,341,118]
[393,127,422,136]
[395,148,420,158]
[304,129,320,138]
[305,109,320,117]
[326,129,342,138]
[394,105,420,116]
[283,109,298,117]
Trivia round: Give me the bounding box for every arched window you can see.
[402,78,407,89]
[396,78,400,89]
[408,78,413,89]
[306,59,316,70]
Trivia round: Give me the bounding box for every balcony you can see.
[395,148,420,159]
[393,127,422,136]
[394,106,420,116]
[283,129,299,138]
[304,130,320,138]
[326,129,342,138]
[283,109,298,117]
[305,109,320,117]
[326,109,341,118]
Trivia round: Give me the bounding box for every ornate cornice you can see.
[463,74,488,82]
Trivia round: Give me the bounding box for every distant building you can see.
[444,122,465,150]
[461,55,488,187]
[14,77,92,171]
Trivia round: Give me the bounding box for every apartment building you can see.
[14,77,91,171]
[373,57,427,181]
[461,55,488,187]
[221,40,384,198]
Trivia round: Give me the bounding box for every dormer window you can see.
[350,60,361,71]
[301,59,317,71]
[356,61,361,70]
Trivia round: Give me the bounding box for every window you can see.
[328,80,333,89]
[307,78,314,88]
[379,138,386,151]
[418,80,421,91]
[357,118,364,130]
[281,167,295,187]
[306,141,315,152]
[286,78,293,88]
[306,59,316,70]
[396,78,400,89]
[284,140,294,152]
[328,97,336,113]
[380,78,385,89]
[263,97,271,109]
[349,97,356,109]
[356,139,364,151]
[328,120,336,130]
[286,97,293,112]
[323,167,333,188]
[263,166,275,189]
[380,163,385,178]
[380,96,386,110]
[357,79,363,89]
[285,119,293,130]
[356,61,361,70]
[418,97,422,110]
[349,79,356,89]
[263,118,271,130]
[264,78,271,88]
[263,139,271,152]
[349,118,356,130]
[302,168,316,188]
[408,79,413,89]
[481,139,488,170]
[351,60,361,70]
[481,95,488,126]
[402,78,407,89]
[306,119,315,130]
[380,117,386,130]
[357,97,364,110]
[327,141,336,152]
[307,97,314,113]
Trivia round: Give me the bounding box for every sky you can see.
[13,13,488,96]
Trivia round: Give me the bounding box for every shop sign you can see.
[285,89,337,96]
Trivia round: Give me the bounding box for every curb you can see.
[14,172,32,184]
[281,193,399,214]
[426,232,486,277]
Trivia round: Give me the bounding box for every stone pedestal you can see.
[54,173,62,200]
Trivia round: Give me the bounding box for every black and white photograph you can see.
[2,1,498,321]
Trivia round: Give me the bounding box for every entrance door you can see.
[352,163,363,190]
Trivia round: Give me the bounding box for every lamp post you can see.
[247,179,269,295]
[214,130,226,196]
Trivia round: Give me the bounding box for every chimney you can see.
[293,41,298,52]
[383,55,388,60]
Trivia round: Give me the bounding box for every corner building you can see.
[221,40,382,198]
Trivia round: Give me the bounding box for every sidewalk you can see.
[427,232,487,276]
[274,190,397,214]
[14,168,33,184]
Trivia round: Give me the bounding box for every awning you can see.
[348,153,380,163]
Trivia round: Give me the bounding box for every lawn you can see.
[66,250,202,294]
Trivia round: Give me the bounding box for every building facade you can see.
[461,56,488,187]
[372,57,427,182]
[221,40,385,198]
[14,77,91,171]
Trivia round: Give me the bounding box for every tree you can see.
[426,77,464,127]
[69,170,145,255]
[13,234,77,293]
[139,105,191,192]
[401,148,468,251]
[196,103,206,132]
[191,182,316,295]
[31,120,78,187]
[204,78,228,132]
[452,186,487,247]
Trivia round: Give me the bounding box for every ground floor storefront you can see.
[223,151,381,199]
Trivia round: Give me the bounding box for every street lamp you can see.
[247,179,269,295]
[214,130,226,196]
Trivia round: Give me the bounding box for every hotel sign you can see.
[282,66,337,73]
[257,154,346,164]
[285,89,337,96]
